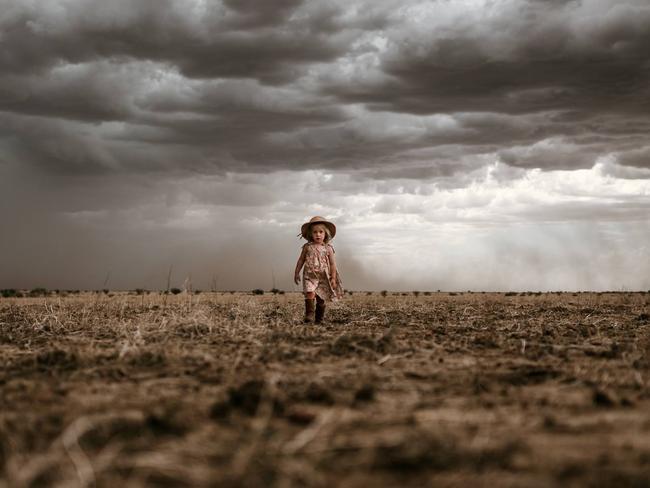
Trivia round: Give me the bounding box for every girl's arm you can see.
[294,245,307,284]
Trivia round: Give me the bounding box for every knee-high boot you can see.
[304,298,316,323]
[315,296,326,324]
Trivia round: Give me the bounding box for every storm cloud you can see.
[1,0,649,291]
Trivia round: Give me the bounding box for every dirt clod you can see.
[354,384,375,402]
[228,380,265,415]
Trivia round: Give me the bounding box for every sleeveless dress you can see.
[302,242,344,302]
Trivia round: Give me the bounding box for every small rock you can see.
[226,380,284,416]
[621,396,635,407]
[228,380,264,415]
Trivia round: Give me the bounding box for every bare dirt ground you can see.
[1,291,650,487]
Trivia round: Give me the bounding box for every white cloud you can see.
[39,161,646,290]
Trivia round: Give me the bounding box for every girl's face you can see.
[311,225,326,244]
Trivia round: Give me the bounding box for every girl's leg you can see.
[315,294,326,324]
[304,292,316,323]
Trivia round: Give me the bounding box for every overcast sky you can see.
[1,0,649,291]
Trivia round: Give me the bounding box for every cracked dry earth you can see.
[1,291,649,487]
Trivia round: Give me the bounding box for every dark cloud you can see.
[222,0,304,29]
[497,137,601,170]
[1,0,649,290]
[0,0,348,83]
[616,146,650,168]
[2,0,649,177]
[324,1,650,116]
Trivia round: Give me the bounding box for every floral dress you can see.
[302,242,344,302]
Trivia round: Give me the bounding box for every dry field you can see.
[1,291,650,487]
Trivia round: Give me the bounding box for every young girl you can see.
[294,216,344,324]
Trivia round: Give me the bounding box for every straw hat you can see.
[299,216,336,240]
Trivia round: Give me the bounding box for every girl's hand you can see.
[330,278,337,289]
[294,273,300,285]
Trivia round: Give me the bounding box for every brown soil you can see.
[1,292,649,487]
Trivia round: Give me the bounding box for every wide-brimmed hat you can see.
[299,216,336,240]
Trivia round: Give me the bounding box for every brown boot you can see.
[315,296,326,324]
[304,298,316,323]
